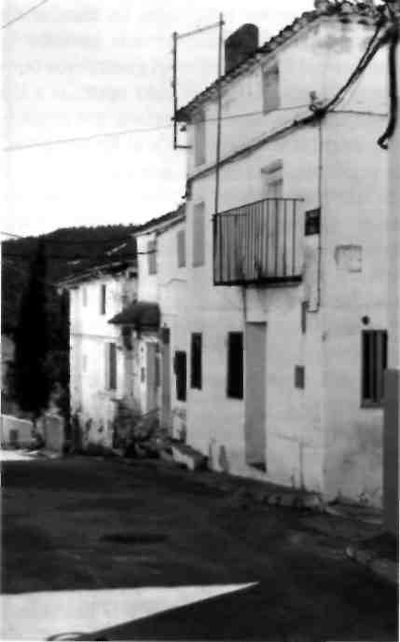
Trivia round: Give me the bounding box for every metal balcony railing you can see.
[213,197,304,286]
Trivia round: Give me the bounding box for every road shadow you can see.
[77,579,397,642]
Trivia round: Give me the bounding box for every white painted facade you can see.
[168,8,390,505]
[68,269,136,449]
[135,212,188,435]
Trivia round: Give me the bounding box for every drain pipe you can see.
[308,116,323,313]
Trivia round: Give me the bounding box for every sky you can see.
[3,0,314,237]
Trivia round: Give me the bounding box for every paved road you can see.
[1,455,397,641]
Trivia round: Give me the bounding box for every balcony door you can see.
[244,322,267,471]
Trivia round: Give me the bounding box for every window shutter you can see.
[227,332,243,399]
[192,203,205,267]
[177,230,186,267]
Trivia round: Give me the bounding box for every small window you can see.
[148,239,157,274]
[192,202,205,267]
[191,333,202,390]
[301,302,308,334]
[294,365,305,389]
[106,342,117,390]
[177,230,186,268]
[262,63,280,113]
[227,332,243,399]
[175,351,187,401]
[193,109,206,166]
[100,284,106,315]
[362,330,387,407]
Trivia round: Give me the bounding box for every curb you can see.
[346,544,398,586]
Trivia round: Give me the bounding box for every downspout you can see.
[308,116,323,313]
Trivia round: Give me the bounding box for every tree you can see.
[13,242,51,417]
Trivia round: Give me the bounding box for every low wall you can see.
[383,369,399,536]
[0,415,33,447]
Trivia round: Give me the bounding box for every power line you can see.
[4,123,172,152]
[2,0,50,29]
[4,105,310,153]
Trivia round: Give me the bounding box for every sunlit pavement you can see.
[1,456,398,641]
[1,584,255,640]
[0,448,39,462]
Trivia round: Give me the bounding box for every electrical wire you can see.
[4,105,310,153]
[377,22,399,148]
[315,18,387,115]
[2,0,50,29]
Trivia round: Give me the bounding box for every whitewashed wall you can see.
[69,272,136,448]
[187,18,386,176]
[178,15,388,503]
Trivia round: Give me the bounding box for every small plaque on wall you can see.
[305,208,321,236]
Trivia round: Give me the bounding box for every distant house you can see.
[166,1,390,505]
[61,260,137,450]
[1,333,16,414]
[109,206,186,437]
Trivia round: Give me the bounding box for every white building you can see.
[167,0,390,505]
[64,261,137,450]
[114,207,187,437]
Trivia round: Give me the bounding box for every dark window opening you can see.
[191,333,202,390]
[362,330,387,406]
[175,351,187,401]
[148,240,157,275]
[227,332,243,399]
[107,343,117,390]
[294,365,305,389]
[301,301,308,334]
[100,284,106,315]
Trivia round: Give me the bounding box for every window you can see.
[177,229,186,268]
[193,109,206,166]
[100,284,106,315]
[362,330,387,406]
[175,351,187,401]
[294,365,305,389]
[82,287,87,307]
[148,239,157,274]
[261,161,283,198]
[227,332,243,399]
[262,63,280,113]
[192,202,205,267]
[301,301,308,334]
[191,333,202,389]
[106,342,117,390]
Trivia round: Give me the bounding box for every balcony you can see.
[213,197,304,286]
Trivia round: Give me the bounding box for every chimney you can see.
[224,24,259,75]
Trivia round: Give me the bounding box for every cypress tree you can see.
[13,241,51,417]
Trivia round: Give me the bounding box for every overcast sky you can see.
[3,0,314,237]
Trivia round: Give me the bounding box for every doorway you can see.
[245,322,267,471]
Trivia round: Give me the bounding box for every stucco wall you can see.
[187,18,386,177]
[322,114,388,506]
[69,272,136,448]
[181,122,327,490]
[182,104,387,500]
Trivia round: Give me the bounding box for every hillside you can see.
[2,224,138,335]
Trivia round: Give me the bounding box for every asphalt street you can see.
[1,453,397,641]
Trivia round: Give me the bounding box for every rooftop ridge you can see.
[176,1,384,120]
